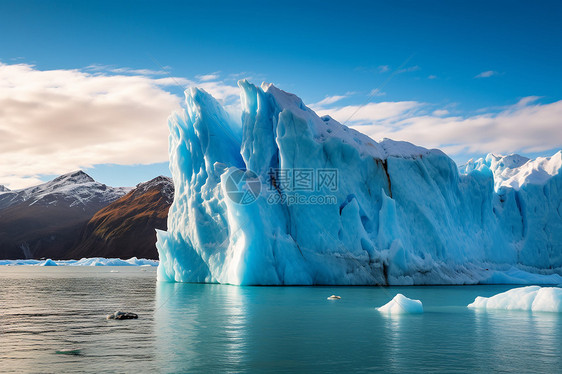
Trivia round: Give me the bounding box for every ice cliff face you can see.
[156,81,562,285]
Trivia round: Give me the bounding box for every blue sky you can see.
[0,0,560,188]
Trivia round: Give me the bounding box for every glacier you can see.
[156,80,562,285]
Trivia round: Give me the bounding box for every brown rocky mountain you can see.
[68,176,173,260]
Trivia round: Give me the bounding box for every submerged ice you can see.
[156,81,562,285]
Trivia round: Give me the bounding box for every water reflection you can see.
[379,311,426,373]
[471,308,562,372]
[154,282,247,372]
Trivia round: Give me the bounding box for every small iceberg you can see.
[327,295,341,300]
[106,311,139,320]
[40,259,58,266]
[377,294,423,314]
[468,286,562,312]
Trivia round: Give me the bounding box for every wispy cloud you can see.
[369,88,386,97]
[432,109,449,116]
[312,95,348,107]
[197,72,221,81]
[318,101,421,123]
[317,96,562,159]
[397,65,420,74]
[475,70,498,78]
[86,64,168,76]
[428,75,437,79]
[378,65,390,73]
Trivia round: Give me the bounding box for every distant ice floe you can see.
[0,257,159,266]
[377,294,423,314]
[40,258,58,266]
[468,286,562,312]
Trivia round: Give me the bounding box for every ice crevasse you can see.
[156,81,562,285]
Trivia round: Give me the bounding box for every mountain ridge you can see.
[0,172,171,260]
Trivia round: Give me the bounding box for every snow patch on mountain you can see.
[134,176,174,204]
[0,170,131,210]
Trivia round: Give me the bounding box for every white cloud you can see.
[0,63,187,189]
[312,95,348,107]
[432,109,449,116]
[197,72,221,81]
[0,63,243,189]
[378,65,390,73]
[369,88,386,97]
[397,65,420,74]
[110,67,168,75]
[318,97,562,158]
[86,64,168,76]
[475,70,498,78]
[428,75,437,79]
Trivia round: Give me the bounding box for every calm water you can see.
[0,267,560,373]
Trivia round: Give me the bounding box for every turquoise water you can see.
[1,267,561,373]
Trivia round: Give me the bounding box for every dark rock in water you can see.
[55,349,82,356]
[106,311,138,320]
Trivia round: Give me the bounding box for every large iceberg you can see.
[156,81,562,285]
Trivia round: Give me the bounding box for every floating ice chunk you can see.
[377,294,423,314]
[40,259,58,266]
[327,295,341,300]
[467,286,562,312]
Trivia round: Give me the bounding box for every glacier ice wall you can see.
[156,81,562,285]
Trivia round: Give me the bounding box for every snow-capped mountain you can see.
[0,170,131,212]
[0,171,131,259]
[156,81,562,285]
[0,185,9,192]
